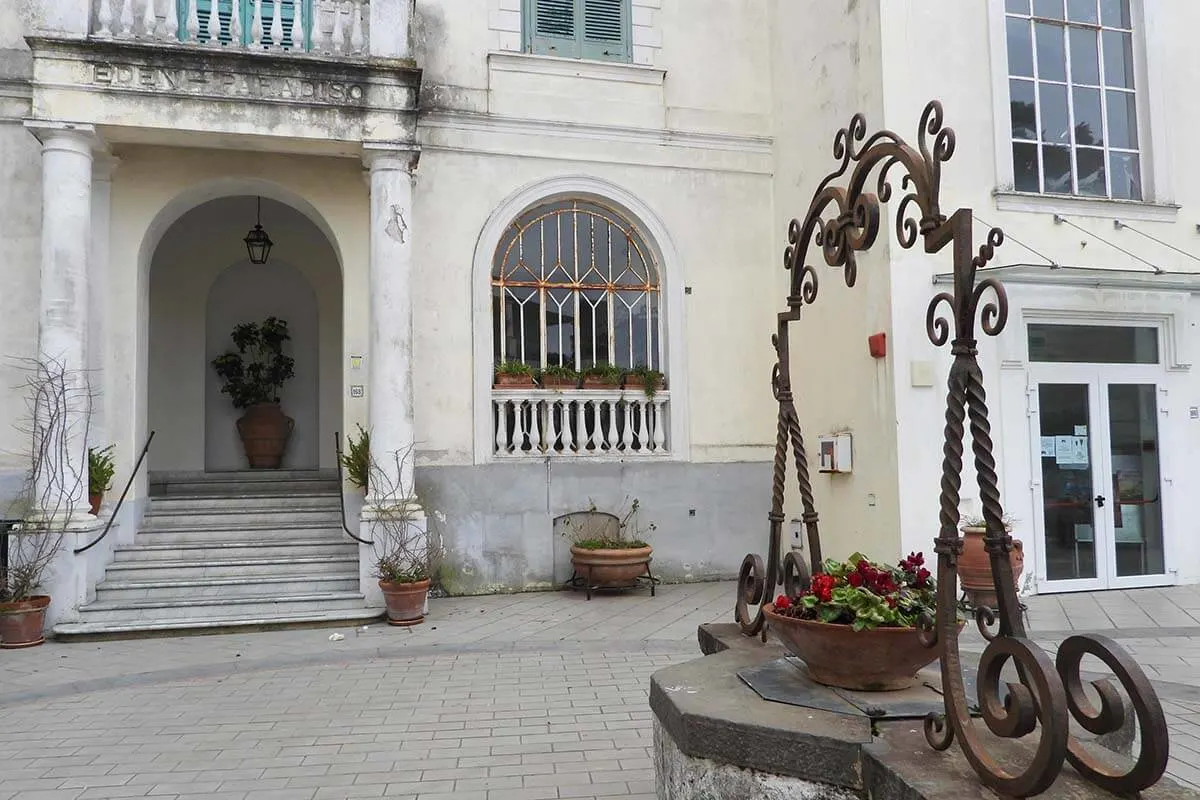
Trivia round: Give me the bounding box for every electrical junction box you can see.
[817,433,853,474]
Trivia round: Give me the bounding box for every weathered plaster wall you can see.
[767,0,901,564]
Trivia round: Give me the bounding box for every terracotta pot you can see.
[236,402,294,469]
[623,377,664,394]
[494,373,536,388]
[765,608,954,691]
[570,544,653,586]
[0,595,51,649]
[958,526,1024,609]
[379,578,430,627]
[541,376,579,389]
[88,492,103,515]
[582,377,620,389]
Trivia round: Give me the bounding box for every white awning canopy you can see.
[933,264,1200,293]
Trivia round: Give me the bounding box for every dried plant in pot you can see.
[562,498,655,587]
[212,316,296,469]
[494,360,536,388]
[582,362,622,389]
[767,552,961,691]
[366,447,444,626]
[957,513,1023,609]
[88,445,115,515]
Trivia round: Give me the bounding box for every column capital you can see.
[362,142,420,173]
[93,153,121,182]
[23,120,103,155]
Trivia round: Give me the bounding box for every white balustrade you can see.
[492,389,671,459]
[90,0,370,57]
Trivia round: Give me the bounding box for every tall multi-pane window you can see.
[1005,0,1141,200]
[492,199,661,375]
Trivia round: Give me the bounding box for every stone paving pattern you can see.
[2,581,1200,798]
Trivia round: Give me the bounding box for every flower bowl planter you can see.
[379,578,430,627]
[0,595,51,649]
[236,402,294,469]
[570,544,653,586]
[494,373,536,388]
[959,526,1024,609]
[764,607,949,691]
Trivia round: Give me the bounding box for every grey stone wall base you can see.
[654,718,859,800]
[652,624,1200,800]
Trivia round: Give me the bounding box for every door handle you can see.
[1095,495,1106,508]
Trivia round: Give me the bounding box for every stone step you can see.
[131,525,352,545]
[63,591,373,625]
[146,493,342,513]
[150,470,341,497]
[53,605,385,638]
[113,539,359,562]
[141,509,344,530]
[94,574,361,603]
[102,555,360,582]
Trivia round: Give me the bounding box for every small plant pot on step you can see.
[88,492,103,515]
[0,595,51,649]
[236,402,294,469]
[379,579,430,626]
[958,526,1024,609]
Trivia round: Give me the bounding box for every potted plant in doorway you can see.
[211,316,296,469]
[87,445,115,515]
[765,552,954,691]
[957,513,1023,609]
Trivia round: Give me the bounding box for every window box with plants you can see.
[494,360,536,388]
[957,513,1023,609]
[623,365,665,398]
[88,445,115,515]
[539,365,580,389]
[582,363,622,389]
[765,552,959,691]
[211,316,296,469]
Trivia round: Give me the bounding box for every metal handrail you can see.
[75,431,155,555]
[334,431,373,546]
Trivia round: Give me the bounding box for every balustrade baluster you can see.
[331,1,345,53]
[118,0,134,36]
[164,0,178,38]
[652,399,667,452]
[206,1,221,46]
[621,400,635,451]
[141,0,157,37]
[585,401,601,451]
[97,0,114,36]
[349,0,365,53]
[546,400,561,452]
[185,0,199,41]
[517,400,532,453]
[268,0,283,48]
[527,397,542,453]
[573,399,586,454]
[494,400,508,455]
[251,0,264,47]
[230,0,242,47]
[603,397,617,450]
[290,0,305,50]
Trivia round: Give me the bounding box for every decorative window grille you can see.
[1005,0,1141,200]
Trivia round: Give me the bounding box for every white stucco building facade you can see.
[1,0,1196,633]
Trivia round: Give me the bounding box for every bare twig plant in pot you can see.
[563,498,655,588]
[366,446,444,626]
[211,316,296,469]
[0,358,88,648]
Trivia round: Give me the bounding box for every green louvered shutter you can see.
[527,0,581,58]
[580,0,630,62]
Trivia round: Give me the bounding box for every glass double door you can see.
[1029,367,1167,591]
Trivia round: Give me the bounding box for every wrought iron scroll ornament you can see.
[735,101,1169,797]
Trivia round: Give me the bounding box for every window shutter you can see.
[527,0,581,58]
[581,0,630,62]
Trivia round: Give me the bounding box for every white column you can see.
[25,123,100,527]
[88,155,119,458]
[362,143,420,507]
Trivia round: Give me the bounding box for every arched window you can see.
[491,199,662,373]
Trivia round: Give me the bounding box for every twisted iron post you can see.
[735,100,1170,797]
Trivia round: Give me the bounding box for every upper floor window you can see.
[1005,0,1141,200]
[492,198,661,374]
[524,0,632,63]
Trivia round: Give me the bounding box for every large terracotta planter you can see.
[765,607,949,691]
[379,578,430,627]
[959,526,1024,609]
[570,544,653,586]
[236,402,294,469]
[0,595,51,649]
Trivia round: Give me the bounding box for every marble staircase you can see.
[53,470,382,638]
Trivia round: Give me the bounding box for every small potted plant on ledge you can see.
[87,445,115,515]
[539,364,580,389]
[958,513,1023,609]
[582,362,622,389]
[623,365,665,399]
[212,316,296,469]
[766,552,956,691]
[563,499,655,592]
[494,360,536,388]
[341,424,369,494]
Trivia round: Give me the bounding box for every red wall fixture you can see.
[868,332,887,359]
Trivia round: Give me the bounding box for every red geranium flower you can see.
[773,594,792,611]
[848,571,863,587]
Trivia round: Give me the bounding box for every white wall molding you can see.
[487,50,665,86]
[470,174,690,464]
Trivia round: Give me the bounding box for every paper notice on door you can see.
[1054,435,1089,467]
[1040,437,1057,458]
[1074,425,1088,436]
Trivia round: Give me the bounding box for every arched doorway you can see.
[147,195,343,472]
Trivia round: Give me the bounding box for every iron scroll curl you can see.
[737,100,1170,796]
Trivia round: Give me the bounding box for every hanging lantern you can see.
[244,196,273,265]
